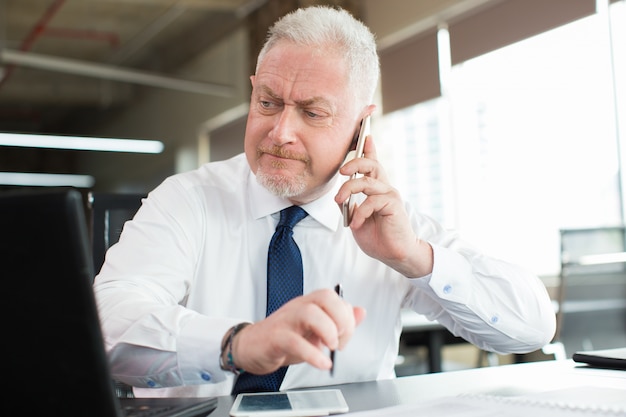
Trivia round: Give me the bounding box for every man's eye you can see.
[304,110,320,118]
[260,101,272,108]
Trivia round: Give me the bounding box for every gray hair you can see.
[256,5,380,106]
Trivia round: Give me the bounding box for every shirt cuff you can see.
[410,243,474,304]
[177,316,241,385]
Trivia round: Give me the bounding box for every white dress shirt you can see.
[93,153,555,398]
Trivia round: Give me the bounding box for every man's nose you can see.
[269,107,300,145]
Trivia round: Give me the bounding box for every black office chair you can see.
[88,191,145,277]
[88,191,145,398]
[551,226,626,359]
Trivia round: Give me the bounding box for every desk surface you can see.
[207,360,626,416]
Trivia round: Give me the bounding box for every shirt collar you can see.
[247,170,344,231]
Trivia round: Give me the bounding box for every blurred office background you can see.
[1,0,624,370]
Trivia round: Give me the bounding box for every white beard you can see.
[256,170,307,198]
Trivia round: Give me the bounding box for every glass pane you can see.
[379,6,625,276]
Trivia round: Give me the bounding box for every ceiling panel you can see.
[0,0,262,133]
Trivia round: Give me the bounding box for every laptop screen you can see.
[1,188,218,417]
[1,187,122,416]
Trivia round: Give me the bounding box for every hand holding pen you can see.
[226,287,364,376]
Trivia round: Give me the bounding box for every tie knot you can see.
[278,206,308,229]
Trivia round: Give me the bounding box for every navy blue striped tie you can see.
[232,206,308,394]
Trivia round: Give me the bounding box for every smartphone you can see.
[230,389,349,416]
[342,115,370,227]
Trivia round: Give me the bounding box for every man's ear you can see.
[363,104,376,118]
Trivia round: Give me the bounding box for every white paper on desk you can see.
[343,399,501,417]
[343,386,626,417]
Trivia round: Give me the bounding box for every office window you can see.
[378,2,625,276]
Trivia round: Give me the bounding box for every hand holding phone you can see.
[342,116,370,227]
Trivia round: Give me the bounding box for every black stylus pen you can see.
[330,283,343,376]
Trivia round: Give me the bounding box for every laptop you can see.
[0,187,217,417]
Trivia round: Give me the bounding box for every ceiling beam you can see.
[0,48,235,97]
[97,0,264,12]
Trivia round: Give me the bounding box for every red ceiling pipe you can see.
[18,0,67,52]
[0,0,120,88]
[0,0,66,88]
[42,27,120,47]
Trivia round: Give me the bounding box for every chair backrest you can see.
[88,191,145,398]
[557,226,626,357]
[88,192,145,277]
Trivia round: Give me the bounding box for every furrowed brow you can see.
[297,96,330,106]
[257,85,334,112]
[296,97,336,116]
[253,84,278,100]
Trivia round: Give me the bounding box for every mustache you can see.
[258,145,310,163]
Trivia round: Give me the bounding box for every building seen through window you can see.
[378,2,625,276]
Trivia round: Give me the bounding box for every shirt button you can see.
[490,315,499,324]
[201,372,211,381]
[443,284,452,294]
[147,380,156,388]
